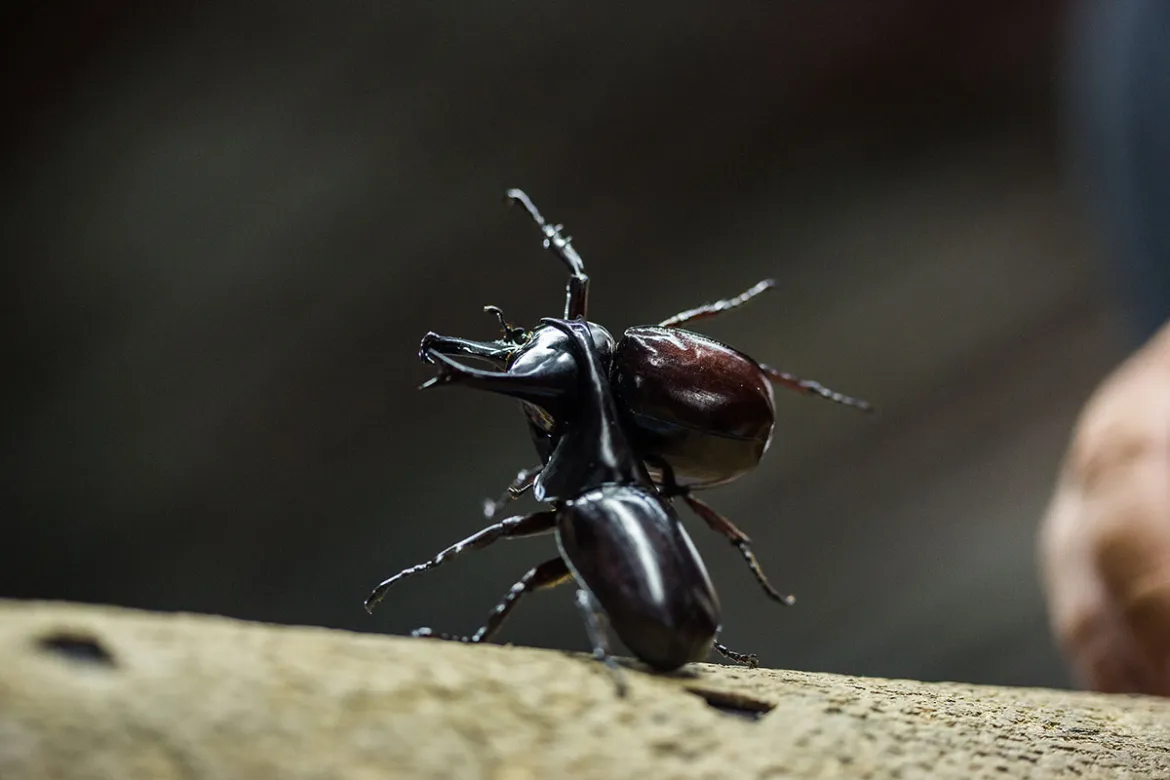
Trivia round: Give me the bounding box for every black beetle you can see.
[408,190,873,608]
[364,190,873,690]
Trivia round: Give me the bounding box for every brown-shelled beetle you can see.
[364,190,873,690]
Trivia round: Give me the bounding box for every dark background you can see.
[3,0,1126,689]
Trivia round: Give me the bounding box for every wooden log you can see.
[1,600,1167,779]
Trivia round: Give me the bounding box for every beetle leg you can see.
[713,640,760,668]
[410,556,572,644]
[505,188,590,320]
[574,588,629,696]
[642,455,686,499]
[482,464,543,520]
[657,278,776,328]
[364,511,556,614]
[758,363,874,413]
[682,493,796,607]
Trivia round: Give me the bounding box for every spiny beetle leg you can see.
[364,511,556,614]
[409,556,572,645]
[682,493,795,607]
[505,188,590,320]
[759,363,874,413]
[657,279,776,328]
[714,640,760,668]
[574,588,628,697]
[650,455,794,607]
[483,465,543,520]
[642,454,687,500]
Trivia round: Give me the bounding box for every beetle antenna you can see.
[483,305,527,343]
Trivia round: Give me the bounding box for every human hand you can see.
[1040,320,1170,696]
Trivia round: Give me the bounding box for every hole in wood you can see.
[36,631,116,667]
[687,687,775,720]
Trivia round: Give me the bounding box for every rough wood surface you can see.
[1,600,1167,779]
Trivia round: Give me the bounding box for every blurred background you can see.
[2,0,1139,689]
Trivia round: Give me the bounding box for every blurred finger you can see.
[1040,484,1148,693]
[1062,593,1163,695]
[1091,449,1170,696]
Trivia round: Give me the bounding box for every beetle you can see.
[408,189,873,609]
[367,314,756,692]
[364,189,874,689]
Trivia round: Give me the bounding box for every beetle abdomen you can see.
[556,486,720,671]
[612,327,775,489]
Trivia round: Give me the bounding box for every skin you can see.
[1040,319,1170,696]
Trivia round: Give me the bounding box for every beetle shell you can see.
[611,326,775,490]
[556,485,720,670]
